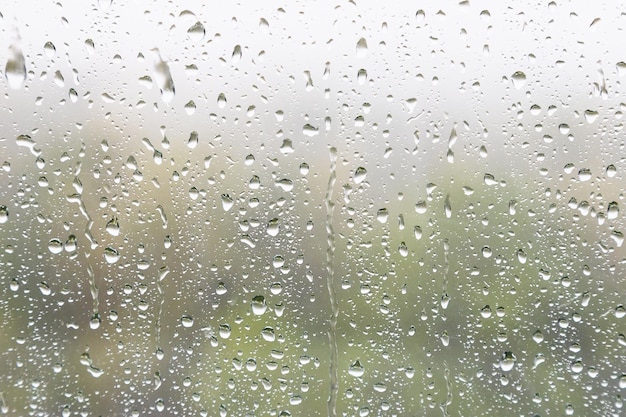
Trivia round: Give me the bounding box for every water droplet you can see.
[607,201,619,219]
[356,38,368,58]
[0,205,8,223]
[48,239,63,254]
[482,246,492,258]
[187,21,205,41]
[357,68,367,85]
[181,315,194,328]
[517,249,527,264]
[5,44,26,90]
[16,134,41,156]
[187,131,199,148]
[354,167,367,184]
[584,110,598,123]
[302,124,319,137]
[266,218,279,236]
[221,194,234,211]
[152,49,175,103]
[104,247,120,264]
[606,164,617,177]
[532,330,544,343]
[511,71,526,89]
[184,100,196,115]
[578,168,592,181]
[217,93,227,108]
[376,208,388,223]
[232,44,242,63]
[251,295,267,315]
[44,41,56,58]
[106,217,120,236]
[348,360,364,377]
[500,351,516,372]
[398,242,408,257]
[87,366,104,378]
[90,313,101,329]
[275,178,294,192]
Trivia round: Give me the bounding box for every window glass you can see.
[1,2,624,416]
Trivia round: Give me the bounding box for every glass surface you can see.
[1,2,625,416]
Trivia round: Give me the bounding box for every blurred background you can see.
[0,1,625,416]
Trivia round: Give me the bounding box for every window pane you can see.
[1,2,624,416]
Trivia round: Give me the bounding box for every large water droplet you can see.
[511,71,526,89]
[152,49,175,103]
[251,295,267,315]
[349,360,365,377]
[0,206,8,224]
[356,38,368,58]
[187,21,206,41]
[354,167,367,184]
[5,44,27,90]
[500,351,516,372]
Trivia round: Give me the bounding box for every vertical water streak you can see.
[325,147,339,417]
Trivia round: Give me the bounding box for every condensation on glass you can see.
[0,2,625,416]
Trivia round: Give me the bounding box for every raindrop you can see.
[187,21,206,41]
[0,206,8,223]
[104,247,120,264]
[376,208,389,223]
[356,38,368,58]
[44,41,56,58]
[348,360,364,377]
[188,131,199,148]
[184,100,196,115]
[217,93,227,108]
[48,239,64,254]
[5,44,27,90]
[511,71,526,89]
[151,49,175,103]
[607,201,619,219]
[398,242,408,257]
[302,124,319,137]
[221,194,234,211]
[251,295,267,315]
[181,315,194,328]
[357,68,367,85]
[578,168,592,181]
[500,351,516,372]
[354,167,367,184]
[106,217,120,236]
[232,45,242,63]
